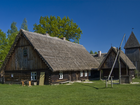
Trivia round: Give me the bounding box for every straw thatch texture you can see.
[1,29,99,72]
[124,32,140,49]
[92,53,107,63]
[98,47,136,70]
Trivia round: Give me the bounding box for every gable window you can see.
[80,71,83,77]
[59,71,63,79]
[31,72,37,80]
[88,71,91,76]
[85,71,87,77]
[23,48,27,57]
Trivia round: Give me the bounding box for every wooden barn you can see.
[98,47,136,83]
[0,29,99,85]
[124,31,140,74]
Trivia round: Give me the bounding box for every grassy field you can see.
[0,79,140,105]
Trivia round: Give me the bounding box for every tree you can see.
[94,52,97,54]
[33,16,82,43]
[21,18,28,31]
[0,29,8,67]
[7,22,19,52]
[90,50,94,54]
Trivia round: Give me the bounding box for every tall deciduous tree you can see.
[0,29,8,66]
[33,16,82,43]
[21,18,28,31]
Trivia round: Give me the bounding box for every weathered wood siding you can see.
[101,50,126,69]
[5,35,48,71]
[125,48,140,72]
[51,71,89,84]
[4,70,51,85]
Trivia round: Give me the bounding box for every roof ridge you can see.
[21,29,83,47]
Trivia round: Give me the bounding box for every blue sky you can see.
[0,0,140,53]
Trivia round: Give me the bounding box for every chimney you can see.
[44,33,49,36]
[98,51,101,57]
[61,37,66,40]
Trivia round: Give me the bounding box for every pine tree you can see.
[7,22,19,52]
[21,18,28,31]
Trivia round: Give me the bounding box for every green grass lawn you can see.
[0,79,140,105]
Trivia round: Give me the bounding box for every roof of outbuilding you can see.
[124,31,140,49]
[92,53,107,64]
[1,29,99,72]
[98,47,136,70]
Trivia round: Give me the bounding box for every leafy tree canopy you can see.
[90,50,94,54]
[21,18,28,31]
[33,16,82,43]
[94,52,97,54]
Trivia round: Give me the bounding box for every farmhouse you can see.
[98,47,136,83]
[124,32,140,74]
[0,29,99,85]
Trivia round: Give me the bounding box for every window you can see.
[59,71,63,79]
[85,71,87,77]
[31,72,37,80]
[23,48,27,56]
[80,71,83,77]
[11,74,14,77]
[88,71,91,76]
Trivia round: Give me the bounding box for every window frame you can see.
[85,71,87,77]
[80,71,83,77]
[59,71,63,79]
[88,71,91,76]
[23,48,27,57]
[31,72,37,81]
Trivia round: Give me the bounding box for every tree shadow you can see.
[79,83,107,90]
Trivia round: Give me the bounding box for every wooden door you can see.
[69,71,71,81]
[39,72,45,85]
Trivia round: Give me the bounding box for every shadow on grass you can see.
[79,83,107,90]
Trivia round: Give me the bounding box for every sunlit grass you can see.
[0,79,140,105]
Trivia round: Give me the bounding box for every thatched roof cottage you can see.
[1,29,99,85]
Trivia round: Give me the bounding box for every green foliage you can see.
[7,22,19,50]
[0,22,19,67]
[90,50,94,54]
[135,69,139,78]
[94,51,97,54]
[33,16,82,43]
[21,18,28,31]
[0,30,8,67]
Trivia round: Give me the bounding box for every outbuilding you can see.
[98,47,136,83]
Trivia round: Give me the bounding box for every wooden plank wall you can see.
[102,51,126,69]
[125,48,140,72]
[51,71,89,84]
[4,70,51,85]
[5,35,48,71]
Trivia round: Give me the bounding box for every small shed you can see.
[0,29,99,85]
[98,47,136,83]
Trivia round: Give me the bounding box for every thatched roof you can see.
[98,47,136,70]
[124,32,140,49]
[92,53,107,63]
[1,29,99,72]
